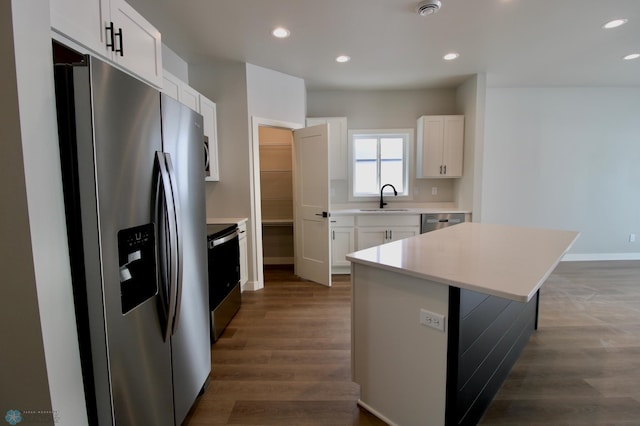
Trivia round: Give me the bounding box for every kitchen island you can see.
[347,222,579,426]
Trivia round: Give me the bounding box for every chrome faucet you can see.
[379,184,398,208]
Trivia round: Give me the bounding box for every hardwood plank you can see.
[206,380,361,401]
[479,261,640,424]
[184,262,640,425]
[480,397,640,425]
[227,400,386,425]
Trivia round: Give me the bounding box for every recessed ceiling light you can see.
[443,53,459,61]
[602,18,628,29]
[272,27,290,38]
[623,53,640,60]
[336,55,351,63]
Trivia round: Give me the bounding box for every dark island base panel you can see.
[445,287,539,426]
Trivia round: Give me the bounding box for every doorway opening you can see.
[249,117,302,289]
[250,117,331,289]
[258,126,294,266]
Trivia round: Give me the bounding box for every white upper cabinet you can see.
[163,70,197,110]
[179,84,200,113]
[161,70,181,101]
[50,0,163,88]
[161,71,220,181]
[416,115,464,178]
[306,117,348,180]
[199,96,220,181]
[50,0,108,55]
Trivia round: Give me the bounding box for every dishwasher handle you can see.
[425,218,462,224]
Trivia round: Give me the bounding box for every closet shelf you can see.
[262,219,294,226]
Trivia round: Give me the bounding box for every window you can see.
[349,129,411,199]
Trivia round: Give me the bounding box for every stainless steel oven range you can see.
[206,223,241,341]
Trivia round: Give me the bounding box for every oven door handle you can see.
[212,229,239,247]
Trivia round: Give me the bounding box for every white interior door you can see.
[293,124,331,286]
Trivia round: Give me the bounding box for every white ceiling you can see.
[127,0,640,90]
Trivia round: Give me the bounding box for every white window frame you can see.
[348,128,413,202]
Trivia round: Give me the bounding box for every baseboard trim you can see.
[562,253,640,261]
[242,280,262,292]
[357,400,399,426]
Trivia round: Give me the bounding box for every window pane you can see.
[354,138,377,160]
[380,138,404,160]
[380,160,404,192]
[351,131,408,198]
[354,160,378,194]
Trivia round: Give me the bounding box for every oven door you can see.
[207,228,240,310]
[207,226,241,341]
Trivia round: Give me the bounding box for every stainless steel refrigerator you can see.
[54,53,210,425]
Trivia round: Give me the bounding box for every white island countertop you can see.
[346,222,579,302]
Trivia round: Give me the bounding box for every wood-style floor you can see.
[480,260,640,425]
[184,261,640,425]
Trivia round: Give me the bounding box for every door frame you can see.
[250,116,303,290]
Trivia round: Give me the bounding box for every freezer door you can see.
[160,94,211,424]
[74,58,174,425]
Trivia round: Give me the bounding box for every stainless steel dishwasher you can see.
[420,213,465,233]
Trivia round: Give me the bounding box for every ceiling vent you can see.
[417,0,442,16]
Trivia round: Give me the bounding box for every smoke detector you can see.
[417,0,442,16]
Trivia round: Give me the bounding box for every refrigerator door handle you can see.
[154,152,181,341]
[163,152,184,335]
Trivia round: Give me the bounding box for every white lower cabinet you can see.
[355,215,421,251]
[330,216,354,274]
[238,221,248,288]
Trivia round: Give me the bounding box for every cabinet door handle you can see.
[443,164,446,175]
[105,22,116,51]
[115,28,124,56]
[439,165,443,175]
[384,230,388,240]
[389,230,393,240]
[332,230,335,240]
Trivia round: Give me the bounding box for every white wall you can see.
[1,0,52,418]
[307,88,457,129]
[306,88,460,204]
[1,1,88,424]
[482,87,640,258]
[245,64,306,288]
[161,44,189,82]
[189,60,252,263]
[455,74,486,219]
[190,62,306,288]
[190,60,251,218]
[246,63,306,125]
